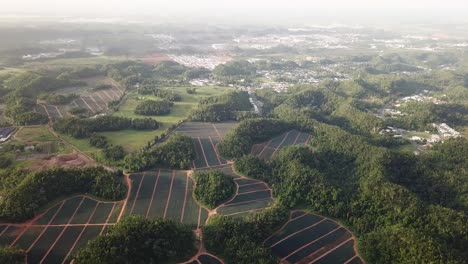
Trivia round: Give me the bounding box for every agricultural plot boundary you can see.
[251,129,311,159]
[0,194,124,264]
[123,170,209,229]
[33,86,124,123]
[264,210,364,264]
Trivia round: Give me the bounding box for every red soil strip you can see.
[146,170,161,219]
[290,212,309,222]
[292,131,301,145]
[257,139,273,158]
[197,206,202,230]
[180,174,189,223]
[281,226,342,261]
[129,172,146,215]
[40,104,52,123]
[212,124,223,139]
[97,92,108,104]
[308,237,353,264]
[222,197,272,208]
[237,189,269,196]
[80,97,95,114]
[237,181,265,188]
[100,203,116,236]
[39,197,85,263]
[163,171,176,219]
[102,91,114,101]
[54,105,63,118]
[89,96,103,111]
[270,131,290,159]
[197,137,210,168]
[343,255,359,264]
[223,208,266,217]
[269,219,327,248]
[27,201,65,252]
[117,174,132,222]
[209,137,222,165]
[0,226,9,238]
[109,89,120,99]
[62,202,99,264]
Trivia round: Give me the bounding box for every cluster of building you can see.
[168,54,231,70]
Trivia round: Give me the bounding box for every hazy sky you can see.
[2,0,468,24]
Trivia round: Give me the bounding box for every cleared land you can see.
[251,129,311,159]
[0,195,122,264]
[108,86,233,151]
[33,76,124,123]
[174,122,238,169]
[123,170,209,228]
[264,210,364,264]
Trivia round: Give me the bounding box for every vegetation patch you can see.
[74,216,195,264]
[0,166,126,221]
[193,170,235,209]
[134,99,174,116]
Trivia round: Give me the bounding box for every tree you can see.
[193,171,235,209]
[75,216,195,264]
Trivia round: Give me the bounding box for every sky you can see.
[1,0,468,24]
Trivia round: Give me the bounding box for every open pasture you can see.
[174,122,238,169]
[0,195,122,264]
[251,130,311,160]
[123,170,209,228]
[264,210,363,264]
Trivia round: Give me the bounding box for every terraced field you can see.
[197,165,274,218]
[251,129,311,159]
[0,195,123,264]
[264,211,364,264]
[174,122,238,169]
[33,85,124,122]
[123,170,209,228]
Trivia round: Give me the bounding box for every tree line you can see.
[0,166,127,221]
[53,116,159,138]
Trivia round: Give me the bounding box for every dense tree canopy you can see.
[53,116,159,138]
[190,91,252,122]
[75,216,195,264]
[0,167,126,221]
[124,133,195,171]
[193,171,235,209]
[134,99,174,116]
[204,207,288,264]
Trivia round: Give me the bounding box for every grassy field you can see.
[109,86,233,150]
[13,126,73,155]
[24,56,126,67]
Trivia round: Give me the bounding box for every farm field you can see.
[123,170,209,228]
[251,129,311,159]
[264,210,364,264]
[33,76,124,123]
[197,164,274,218]
[0,195,123,264]
[109,86,233,151]
[174,122,238,169]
